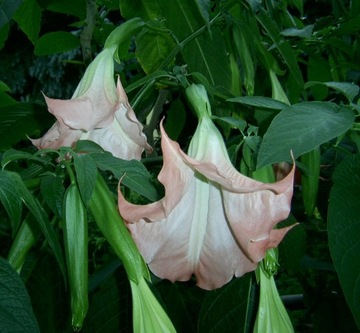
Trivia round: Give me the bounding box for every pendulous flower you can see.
[118,84,296,290]
[31,47,151,160]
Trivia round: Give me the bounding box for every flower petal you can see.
[30,117,82,149]
[119,121,289,289]
[32,52,151,159]
[176,116,296,262]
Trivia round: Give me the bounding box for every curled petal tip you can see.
[248,223,299,263]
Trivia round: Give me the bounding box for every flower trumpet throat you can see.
[118,84,296,290]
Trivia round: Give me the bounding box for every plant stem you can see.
[80,0,97,65]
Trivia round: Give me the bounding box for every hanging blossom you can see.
[31,46,151,160]
[118,84,296,290]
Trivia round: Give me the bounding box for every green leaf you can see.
[198,275,256,333]
[83,268,132,333]
[305,81,360,103]
[228,96,288,110]
[328,154,360,329]
[2,170,66,280]
[45,0,86,19]
[13,0,42,44]
[0,170,23,235]
[155,281,204,333]
[164,99,187,140]
[135,21,177,74]
[91,152,158,201]
[256,10,304,88]
[0,80,11,92]
[1,149,32,168]
[125,70,173,95]
[306,55,332,100]
[0,257,40,333]
[34,31,80,55]
[158,0,231,89]
[211,115,247,132]
[0,21,9,48]
[73,154,97,206]
[278,216,306,272]
[182,27,231,89]
[40,175,65,218]
[0,0,22,28]
[119,0,162,20]
[0,102,54,150]
[233,24,255,95]
[75,140,105,154]
[0,89,17,106]
[25,252,69,332]
[257,102,355,168]
[1,149,51,169]
[196,0,210,22]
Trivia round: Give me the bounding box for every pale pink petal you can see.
[44,93,116,132]
[114,78,152,151]
[118,121,294,290]
[32,56,151,159]
[247,224,298,262]
[175,118,295,262]
[30,118,82,149]
[43,48,118,132]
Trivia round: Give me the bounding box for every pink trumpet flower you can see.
[31,47,151,160]
[118,84,296,290]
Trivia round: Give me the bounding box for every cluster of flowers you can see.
[33,42,296,332]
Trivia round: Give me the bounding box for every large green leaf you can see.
[181,27,231,89]
[0,256,39,332]
[83,267,132,333]
[233,24,255,95]
[257,102,355,168]
[13,0,42,44]
[2,170,66,280]
[0,170,23,235]
[120,0,162,20]
[158,0,231,89]
[256,9,304,89]
[40,175,65,218]
[0,102,53,150]
[25,252,70,332]
[228,96,288,110]
[34,31,80,55]
[74,154,97,207]
[278,216,306,272]
[155,281,204,333]
[198,275,256,333]
[135,21,177,74]
[306,55,332,100]
[305,81,360,103]
[45,0,86,19]
[328,154,360,329]
[91,152,159,201]
[0,0,22,28]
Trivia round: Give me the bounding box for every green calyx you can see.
[185,84,212,120]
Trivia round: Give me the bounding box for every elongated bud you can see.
[63,183,88,331]
[89,172,149,283]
